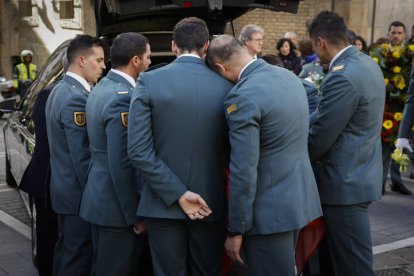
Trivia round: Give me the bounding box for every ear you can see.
[131,55,141,67]
[171,41,179,55]
[317,37,326,48]
[215,63,226,74]
[78,55,87,68]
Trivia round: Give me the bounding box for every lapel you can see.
[106,70,135,92]
[63,74,89,96]
[329,46,357,71]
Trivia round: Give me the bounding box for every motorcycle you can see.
[0,74,16,100]
[0,74,18,118]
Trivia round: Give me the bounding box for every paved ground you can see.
[0,114,414,275]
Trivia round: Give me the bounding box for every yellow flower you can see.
[373,57,379,63]
[394,112,403,121]
[381,43,390,50]
[392,51,401,59]
[380,44,390,55]
[392,75,406,90]
[393,66,401,73]
[408,44,414,52]
[383,120,393,129]
[397,81,406,90]
[384,78,389,85]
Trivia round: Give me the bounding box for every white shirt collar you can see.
[238,59,257,81]
[177,54,201,59]
[66,71,91,92]
[329,45,352,69]
[111,69,136,88]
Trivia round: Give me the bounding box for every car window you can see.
[19,40,70,133]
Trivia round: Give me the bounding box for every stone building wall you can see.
[0,0,95,79]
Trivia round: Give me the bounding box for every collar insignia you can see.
[332,65,344,71]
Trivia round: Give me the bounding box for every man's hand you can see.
[225,235,244,265]
[396,138,413,152]
[178,191,212,220]
[133,221,147,234]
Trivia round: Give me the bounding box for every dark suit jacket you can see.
[128,56,233,221]
[308,47,385,205]
[80,71,140,227]
[225,59,322,235]
[45,75,90,214]
[20,84,55,198]
[398,63,414,138]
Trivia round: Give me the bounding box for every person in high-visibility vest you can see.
[12,49,37,98]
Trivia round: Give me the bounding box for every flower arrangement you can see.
[370,43,414,145]
[304,71,324,89]
[381,109,402,144]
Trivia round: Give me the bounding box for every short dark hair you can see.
[110,33,148,68]
[206,35,245,72]
[173,17,209,53]
[388,21,406,32]
[307,11,349,45]
[276,38,296,53]
[66,34,104,65]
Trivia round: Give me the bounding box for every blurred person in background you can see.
[353,35,368,53]
[239,24,264,58]
[12,49,37,99]
[276,38,302,75]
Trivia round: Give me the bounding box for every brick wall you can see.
[233,1,332,55]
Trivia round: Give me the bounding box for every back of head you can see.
[207,35,247,72]
[111,32,148,68]
[173,17,209,53]
[239,24,264,44]
[261,54,283,67]
[298,39,314,56]
[66,34,104,66]
[307,11,349,46]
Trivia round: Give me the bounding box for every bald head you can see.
[207,35,253,82]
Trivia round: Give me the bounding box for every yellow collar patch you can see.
[227,104,238,115]
[332,65,344,71]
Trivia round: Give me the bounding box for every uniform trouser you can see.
[53,214,92,276]
[243,230,298,276]
[90,223,145,276]
[320,203,375,276]
[35,197,58,276]
[146,218,225,276]
[382,141,403,186]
